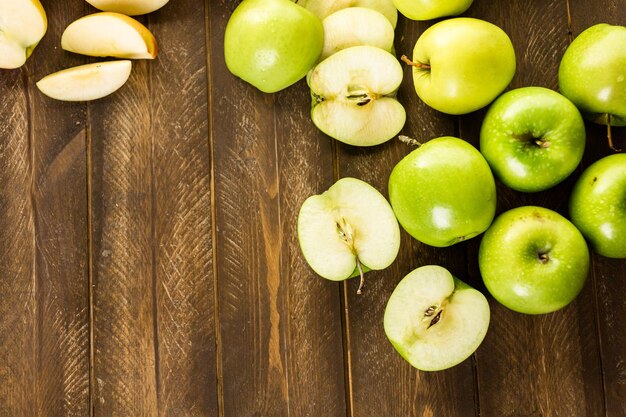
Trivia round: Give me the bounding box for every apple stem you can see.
[535,139,550,148]
[398,135,421,147]
[400,55,431,70]
[607,115,621,152]
[356,258,365,295]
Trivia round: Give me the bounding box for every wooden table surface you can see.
[1,0,625,415]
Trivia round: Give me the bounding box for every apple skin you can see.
[393,0,473,21]
[408,18,516,115]
[479,206,590,315]
[388,136,497,247]
[558,24,626,126]
[569,154,626,259]
[224,0,324,94]
[480,87,586,192]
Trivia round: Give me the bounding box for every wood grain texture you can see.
[460,1,605,416]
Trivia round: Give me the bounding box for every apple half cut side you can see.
[86,0,170,15]
[309,45,406,147]
[36,60,132,102]
[384,265,490,371]
[61,12,157,59]
[297,0,397,28]
[320,7,394,60]
[297,177,400,294]
[0,0,47,69]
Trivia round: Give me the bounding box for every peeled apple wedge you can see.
[61,12,157,59]
[0,0,47,69]
[85,0,170,15]
[36,60,132,101]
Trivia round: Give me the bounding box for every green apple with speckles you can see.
[224,0,323,93]
[480,87,586,192]
[569,154,626,259]
[479,206,590,315]
[404,18,516,115]
[388,136,496,247]
[393,0,473,21]
[384,265,490,371]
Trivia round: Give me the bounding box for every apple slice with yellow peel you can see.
[36,60,132,102]
[85,0,170,15]
[61,12,157,59]
[297,177,400,293]
[0,0,47,69]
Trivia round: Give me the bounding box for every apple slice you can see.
[297,177,400,293]
[36,60,132,101]
[321,7,394,60]
[308,45,406,146]
[297,0,397,28]
[61,12,157,59]
[85,0,170,15]
[384,265,490,371]
[0,0,47,69]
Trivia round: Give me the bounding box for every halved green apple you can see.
[86,0,170,15]
[297,0,397,28]
[384,265,490,371]
[36,60,132,101]
[0,0,47,69]
[297,177,400,293]
[309,45,406,147]
[321,7,394,60]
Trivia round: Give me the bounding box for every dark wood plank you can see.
[460,1,606,415]
[146,1,219,415]
[208,0,347,415]
[0,1,91,415]
[568,1,626,415]
[339,18,477,417]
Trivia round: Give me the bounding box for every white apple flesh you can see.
[85,0,170,15]
[36,60,132,102]
[0,0,47,69]
[297,177,400,293]
[309,45,406,147]
[384,265,490,371]
[61,12,157,59]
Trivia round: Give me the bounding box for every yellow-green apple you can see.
[85,0,169,15]
[297,0,397,28]
[0,0,47,69]
[393,0,473,21]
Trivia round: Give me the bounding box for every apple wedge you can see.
[0,0,47,69]
[85,0,170,15]
[297,0,397,28]
[297,177,400,293]
[321,7,394,60]
[384,265,490,371]
[61,12,157,59]
[36,60,132,101]
[309,45,406,146]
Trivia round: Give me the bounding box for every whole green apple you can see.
[388,136,496,247]
[569,153,626,259]
[480,87,586,192]
[559,24,626,137]
[479,206,589,315]
[404,18,516,115]
[224,0,323,93]
[393,0,472,21]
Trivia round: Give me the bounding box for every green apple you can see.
[558,23,626,150]
[320,7,394,61]
[0,0,47,69]
[480,87,586,192]
[297,177,400,293]
[393,0,473,21]
[403,18,516,115]
[569,154,626,259]
[479,206,590,315]
[384,265,490,371]
[388,136,496,247]
[85,0,169,15]
[224,0,323,93]
[308,45,406,147]
[297,0,397,28]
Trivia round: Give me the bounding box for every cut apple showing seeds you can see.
[85,0,170,16]
[61,12,157,59]
[0,0,47,69]
[321,7,394,60]
[297,177,400,294]
[308,45,406,147]
[36,60,132,102]
[384,265,490,371]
